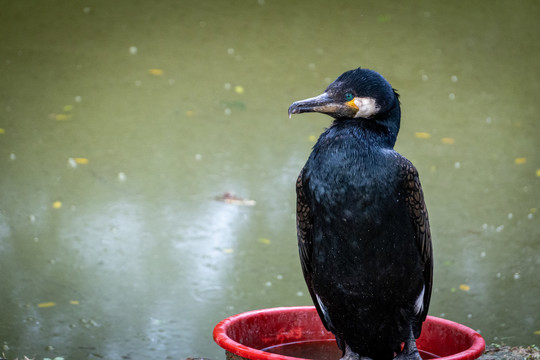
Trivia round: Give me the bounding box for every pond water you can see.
[1,1,539,359]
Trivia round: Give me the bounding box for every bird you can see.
[288,68,433,360]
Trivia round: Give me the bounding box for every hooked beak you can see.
[288,93,358,119]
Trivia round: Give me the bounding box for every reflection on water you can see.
[263,340,440,360]
[263,339,342,359]
[1,1,539,359]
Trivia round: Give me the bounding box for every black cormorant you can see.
[288,68,433,360]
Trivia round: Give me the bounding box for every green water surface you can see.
[1,1,539,359]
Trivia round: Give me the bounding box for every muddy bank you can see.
[480,344,540,360]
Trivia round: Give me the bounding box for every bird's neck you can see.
[326,105,401,150]
[374,102,401,147]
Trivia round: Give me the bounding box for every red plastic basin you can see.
[213,306,485,360]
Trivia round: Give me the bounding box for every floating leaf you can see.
[459,284,471,291]
[52,201,62,209]
[414,132,431,139]
[149,69,164,76]
[234,85,244,94]
[536,169,540,177]
[514,157,526,165]
[38,302,56,308]
[74,157,88,164]
[223,248,234,254]
[308,135,317,142]
[55,114,72,121]
[70,300,79,305]
[0,128,5,134]
[441,137,455,144]
[534,330,540,335]
[377,14,391,23]
[258,238,271,245]
[63,105,73,112]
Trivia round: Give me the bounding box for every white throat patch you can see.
[353,97,379,118]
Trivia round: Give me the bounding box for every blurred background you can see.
[0,0,539,359]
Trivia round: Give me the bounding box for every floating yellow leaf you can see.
[63,105,73,112]
[149,69,164,76]
[55,114,72,121]
[234,85,244,94]
[459,284,471,291]
[223,248,234,254]
[74,157,89,164]
[38,302,56,308]
[70,300,80,305]
[414,132,431,139]
[52,201,62,209]
[308,135,317,142]
[441,137,455,144]
[531,208,537,213]
[536,169,540,177]
[0,128,5,134]
[258,238,271,245]
[514,157,526,165]
[534,330,540,335]
[186,110,195,117]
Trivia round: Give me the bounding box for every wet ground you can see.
[481,345,540,360]
[1,1,539,359]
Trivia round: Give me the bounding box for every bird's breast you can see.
[305,145,415,263]
[307,147,400,218]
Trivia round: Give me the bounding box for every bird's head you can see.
[288,68,399,121]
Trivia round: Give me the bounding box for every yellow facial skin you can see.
[345,98,359,111]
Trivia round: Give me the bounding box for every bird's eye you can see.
[344,93,354,101]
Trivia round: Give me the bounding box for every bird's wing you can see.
[296,168,331,331]
[296,168,313,277]
[400,157,433,336]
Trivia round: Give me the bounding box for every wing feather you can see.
[400,158,433,337]
[296,168,332,331]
